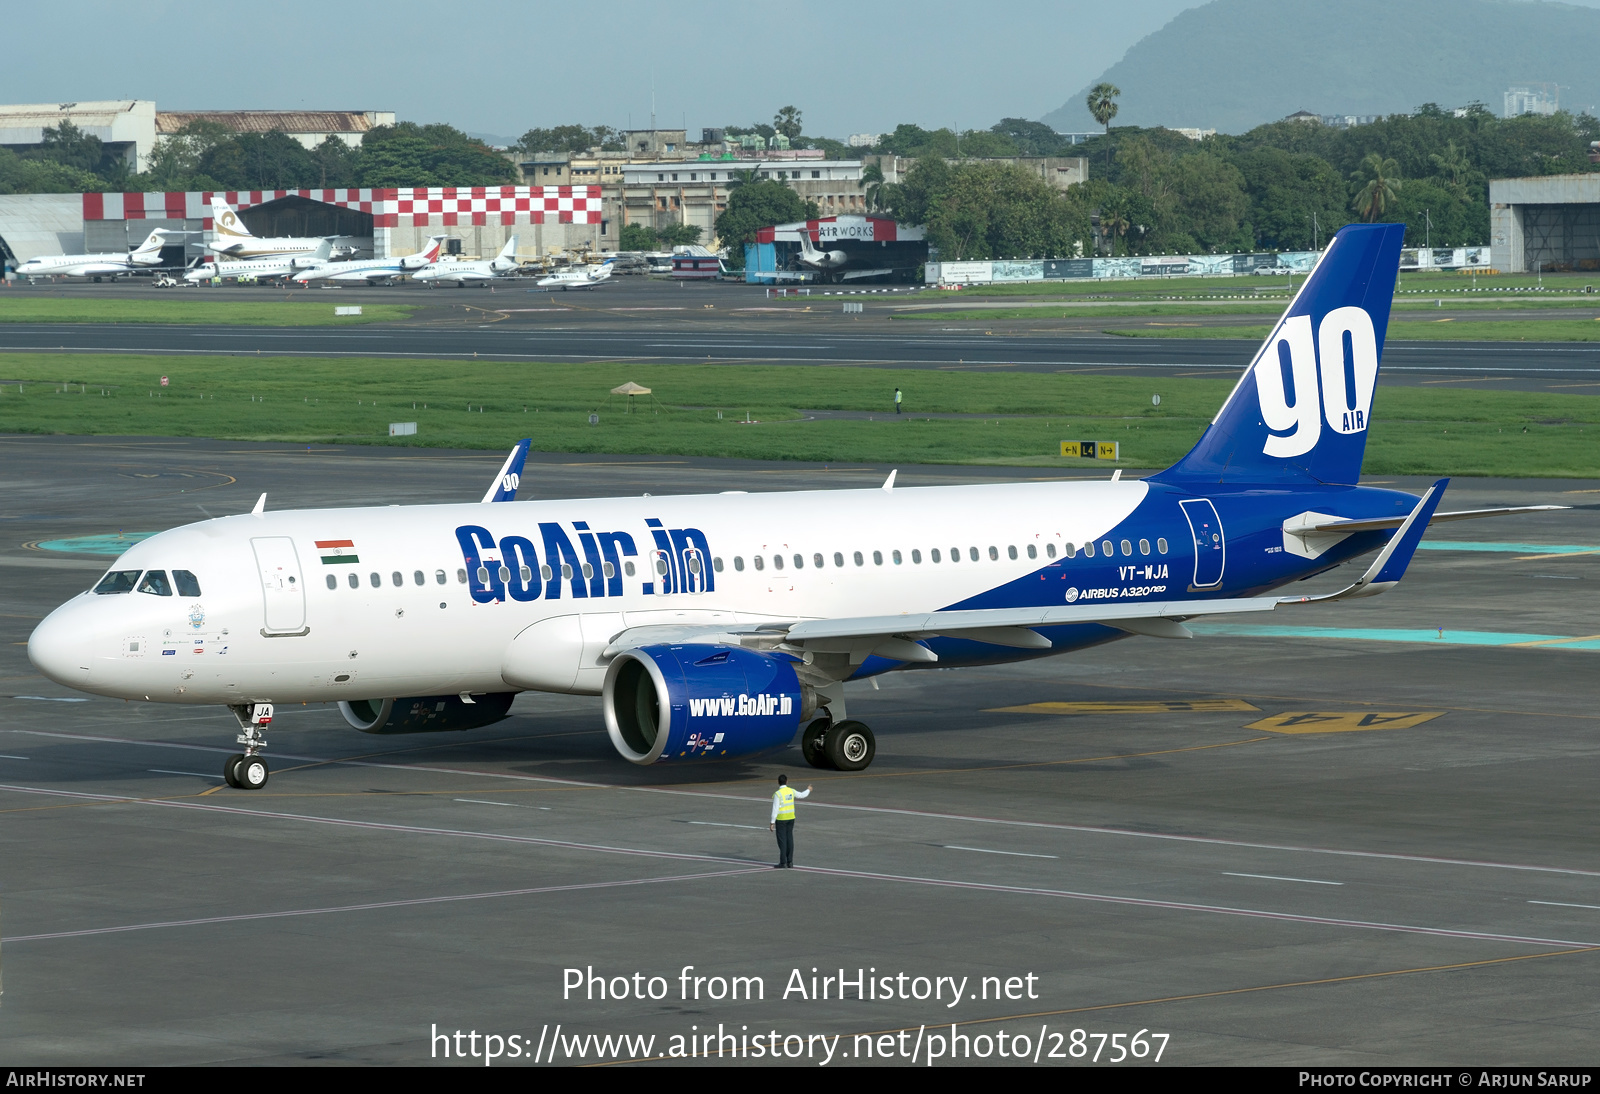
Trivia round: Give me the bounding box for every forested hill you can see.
[1043,0,1600,134]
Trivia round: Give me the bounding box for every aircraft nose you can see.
[28,603,93,689]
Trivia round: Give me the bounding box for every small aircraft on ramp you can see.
[15,229,181,281]
[536,257,615,290]
[412,236,521,287]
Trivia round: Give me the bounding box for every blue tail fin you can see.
[1150,222,1405,487]
[482,439,531,503]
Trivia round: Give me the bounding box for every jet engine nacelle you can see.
[339,692,516,734]
[603,645,811,765]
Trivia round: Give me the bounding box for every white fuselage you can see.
[16,253,156,278]
[188,256,304,282]
[414,260,504,284]
[210,237,328,260]
[28,481,1146,707]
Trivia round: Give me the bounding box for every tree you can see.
[516,125,602,154]
[862,160,887,212]
[142,120,233,190]
[714,179,818,268]
[1351,152,1402,222]
[991,118,1071,157]
[655,223,703,247]
[33,121,107,173]
[0,146,101,194]
[200,131,318,190]
[1086,83,1121,174]
[773,106,803,141]
[619,223,659,250]
[358,122,517,187]
[891,158,1090,260]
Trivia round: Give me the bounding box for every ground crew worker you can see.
[894,388,903,414]
[769,774,812,868]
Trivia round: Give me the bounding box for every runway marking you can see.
[944,845,1059,859]
[148,769,223,780]
[688,821,765,830]
[454,798,525,808]
[1416,541,1600,554]
[1529,901,1600,911]
[1507,633,1600,647]
[1245,711,1444,734]
[0,869,765,944]
[989,698,1260,715]
[0,754,28,760]
[1224,872,1342,885]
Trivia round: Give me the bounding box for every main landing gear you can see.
[224,702,273,789]
[800,717,876,772]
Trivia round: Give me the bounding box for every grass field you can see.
[911,269,1600,300]
[3,352,1599,477]
[0,297,417,326]
[1105,319,1600,341]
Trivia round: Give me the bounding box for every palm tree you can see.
[725,168,761,192]
[1429,140,1472,201]
[1086,82,1121,175]
[862,161,886,212]
[1100,196,1131,256]
[1351,153,1402,222]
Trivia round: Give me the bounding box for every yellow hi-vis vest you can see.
[775,786,796,820]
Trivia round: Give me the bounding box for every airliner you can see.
[14,229,178,280]
[28,224,1563,790]
[290,236,446,285]
[208,196,348,260]
[411,236,521,287]
[536,257,615,290]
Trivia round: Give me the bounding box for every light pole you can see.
[1424,208,1431,252]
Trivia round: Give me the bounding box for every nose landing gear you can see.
[224,702,273,788]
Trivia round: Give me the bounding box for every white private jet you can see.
[15,229,178,281]
[412,236,521,287]
[536,257,615,290]
[25,226,1568,791]
[796,230,848,273]
[208,196,348,260]
[290,236,446,285]
[186,240,335,283]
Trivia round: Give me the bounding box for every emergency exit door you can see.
[1179,499,1226,589]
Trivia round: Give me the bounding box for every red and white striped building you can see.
[81,186,607,259]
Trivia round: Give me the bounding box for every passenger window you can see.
[606,561,618,577]
[582,562,595,579]
[562,564,574,580]
[392,571,403,587]
[457,569,467,584]
[1060,543,1071,558]
[1101,540,1113,557]
[1083,542,1095,558]
[348,573,359,589]
[326,574,337,590]
[1120,540,1132,557]
[173,569,201,596]
[434,570,445,585]
[1026,545,1037,559]
[988,546,998,561]
[872,551,883,566]
[892,550,902,565]
[370,572,381,588]
[653,558,667,576]
[541,565,554,580]
[711,558,722,573]
[853,551,863,566]
[809,553,820,568]
[931,548,941,563]
[624,561,636,576]
[137,570,172,596]
[949,547,959,563]
[1139,539,1150,555]
[520,566,532,581]
[414,570,425,585]
[754,555,765,571]
[793,554,804,569]
[1157,538,1168,554]
[833,552,843,568]
[773,555,784,571]
[733,556,745,572]
[1008,545,1018,560]
[94,570,139,594]
[911,549,921,564]
[686,557,700,575]
[969,547,979,562]
[476,566,490,585]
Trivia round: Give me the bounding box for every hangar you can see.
[744,214,926,284]
[1490,175,1600,272]
[1,186,606,271]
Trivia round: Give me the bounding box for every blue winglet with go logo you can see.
[482,439,531,503]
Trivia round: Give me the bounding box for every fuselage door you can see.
[1179,498,1226,589]
[252,537,307,633]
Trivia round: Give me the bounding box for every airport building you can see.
[0,101,395,172]
[0,186,604,270]
[1490,175,1600,273]
[744,214,926,283]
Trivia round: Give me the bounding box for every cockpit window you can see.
[137,570,173,596]
[94,570,141,595]
[173,570,201,597]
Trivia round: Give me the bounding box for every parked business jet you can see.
[536,257,615,290]
[208,196,347,260]
[411,236,521,286]
[290,236,446,285]
[186,239,335,283]
[28,225,1564,790]
[15,229,178,280]
[796,229,848,273]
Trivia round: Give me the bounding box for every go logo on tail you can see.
[1255,306,1379,457]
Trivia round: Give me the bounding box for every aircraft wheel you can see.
[223,753,245,788]
[800,718,833,769]
[824,721,875,772]
[235,755,269,789]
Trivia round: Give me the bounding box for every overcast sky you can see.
[7,1,1600,143]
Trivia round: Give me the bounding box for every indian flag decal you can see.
[316,539,359,565]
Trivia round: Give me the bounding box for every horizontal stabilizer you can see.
[1284,478,1448,604]
[1283,504,1566,537]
